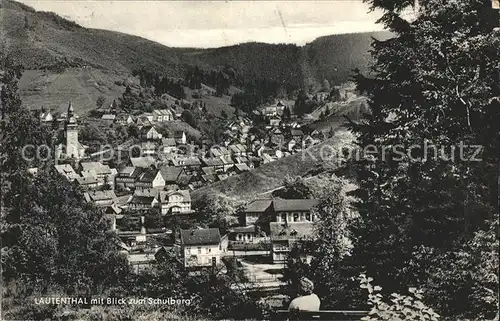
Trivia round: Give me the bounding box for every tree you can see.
[322,79,331,92]
[181,110,197,128]
[346,0,499,318]
[96,96,106,109]
[194,193,241,235]
[329,88,341,101]
[220,110,228,119]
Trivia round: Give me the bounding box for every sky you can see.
[20,1,387,48]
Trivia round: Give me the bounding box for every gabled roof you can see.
[202,157,224,167]
[129,195,156,205]
[159,189,191,203]
[84,190,117,202]
[80,162,111,176]
[139,125,158,135]
[290,129,304,137]
[272,199,319,212]
[137,168,161,183]
[161,138,176,147]
[159,166,183,182]
[245,199,273,213]
[130,156,156,168]
[181,228,221,246]
[75,175,98,185]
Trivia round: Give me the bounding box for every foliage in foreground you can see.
[359,274,440,321]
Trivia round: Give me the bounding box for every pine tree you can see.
[347,0,500,317]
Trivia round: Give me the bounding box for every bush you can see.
[359,274,440,321]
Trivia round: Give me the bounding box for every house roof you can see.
[54,164,79,180]
[272,199,319,212]
[174,157,201,167]
[180,228,221,246]
[81,162,111,176]
[291,129,304,136]
[153,109,173,115]
[130,156,156,168]
[245,199,273,213]
[201,166,216,176]
[101,114,116,120]
[139,125,158,135]
[105,204,122,215]
[202,157,224,167]
[159,166,183,182]
[231,225,256,233]
[75,175,98,185]
[129,195,156,205]
[159,189,191,203]
[234,163,250,172]
[137,168,160,183]
[84,190,117,202]
[161,138,176,147]
[134,188,161,198]
[269,222,314,241]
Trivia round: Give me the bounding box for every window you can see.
[293,213,299,222]
[207,248,211,253]
[306,213,311,221]
[197,247,201,254]
[281,213,286,222]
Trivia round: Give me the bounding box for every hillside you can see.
[0,0,390,113]
[192,128,356,202]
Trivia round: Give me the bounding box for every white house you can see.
[139,126,162,141]
[153,109,173,122]
[180,228,228,268]
[135,168,165,189]
[159,189,192,215]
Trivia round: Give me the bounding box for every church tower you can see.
[64,102,80,158]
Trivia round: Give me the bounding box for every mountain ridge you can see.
[1,0,391,113]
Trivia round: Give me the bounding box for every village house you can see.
[140,141,157,156]
[135,168,165,189]
[136,116,152,129]
[128,195,158,211]
[243,198,319,227]
[170,157,202,174]
[139,126,162,141]
[228,143,248,157]
[83,190,117,207]
[270,222,314,263]
[80,162,112,180]
[153,109,174,122]
[290,128,304,142]
[116,114,134,125]
[115,167,144,189]
[180,228,228,268]
[243,199,273,226]
[75,175,99,189]
[229,225,258,243]
[201,157,225,173]
[174,131,187,145]
[161,138,177,154]
[40,110,53,123]
[159,189,192,215]
[54,164,80,181]
[129,156,156,168]
[159,166,184,186]
[101,114,116,121]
